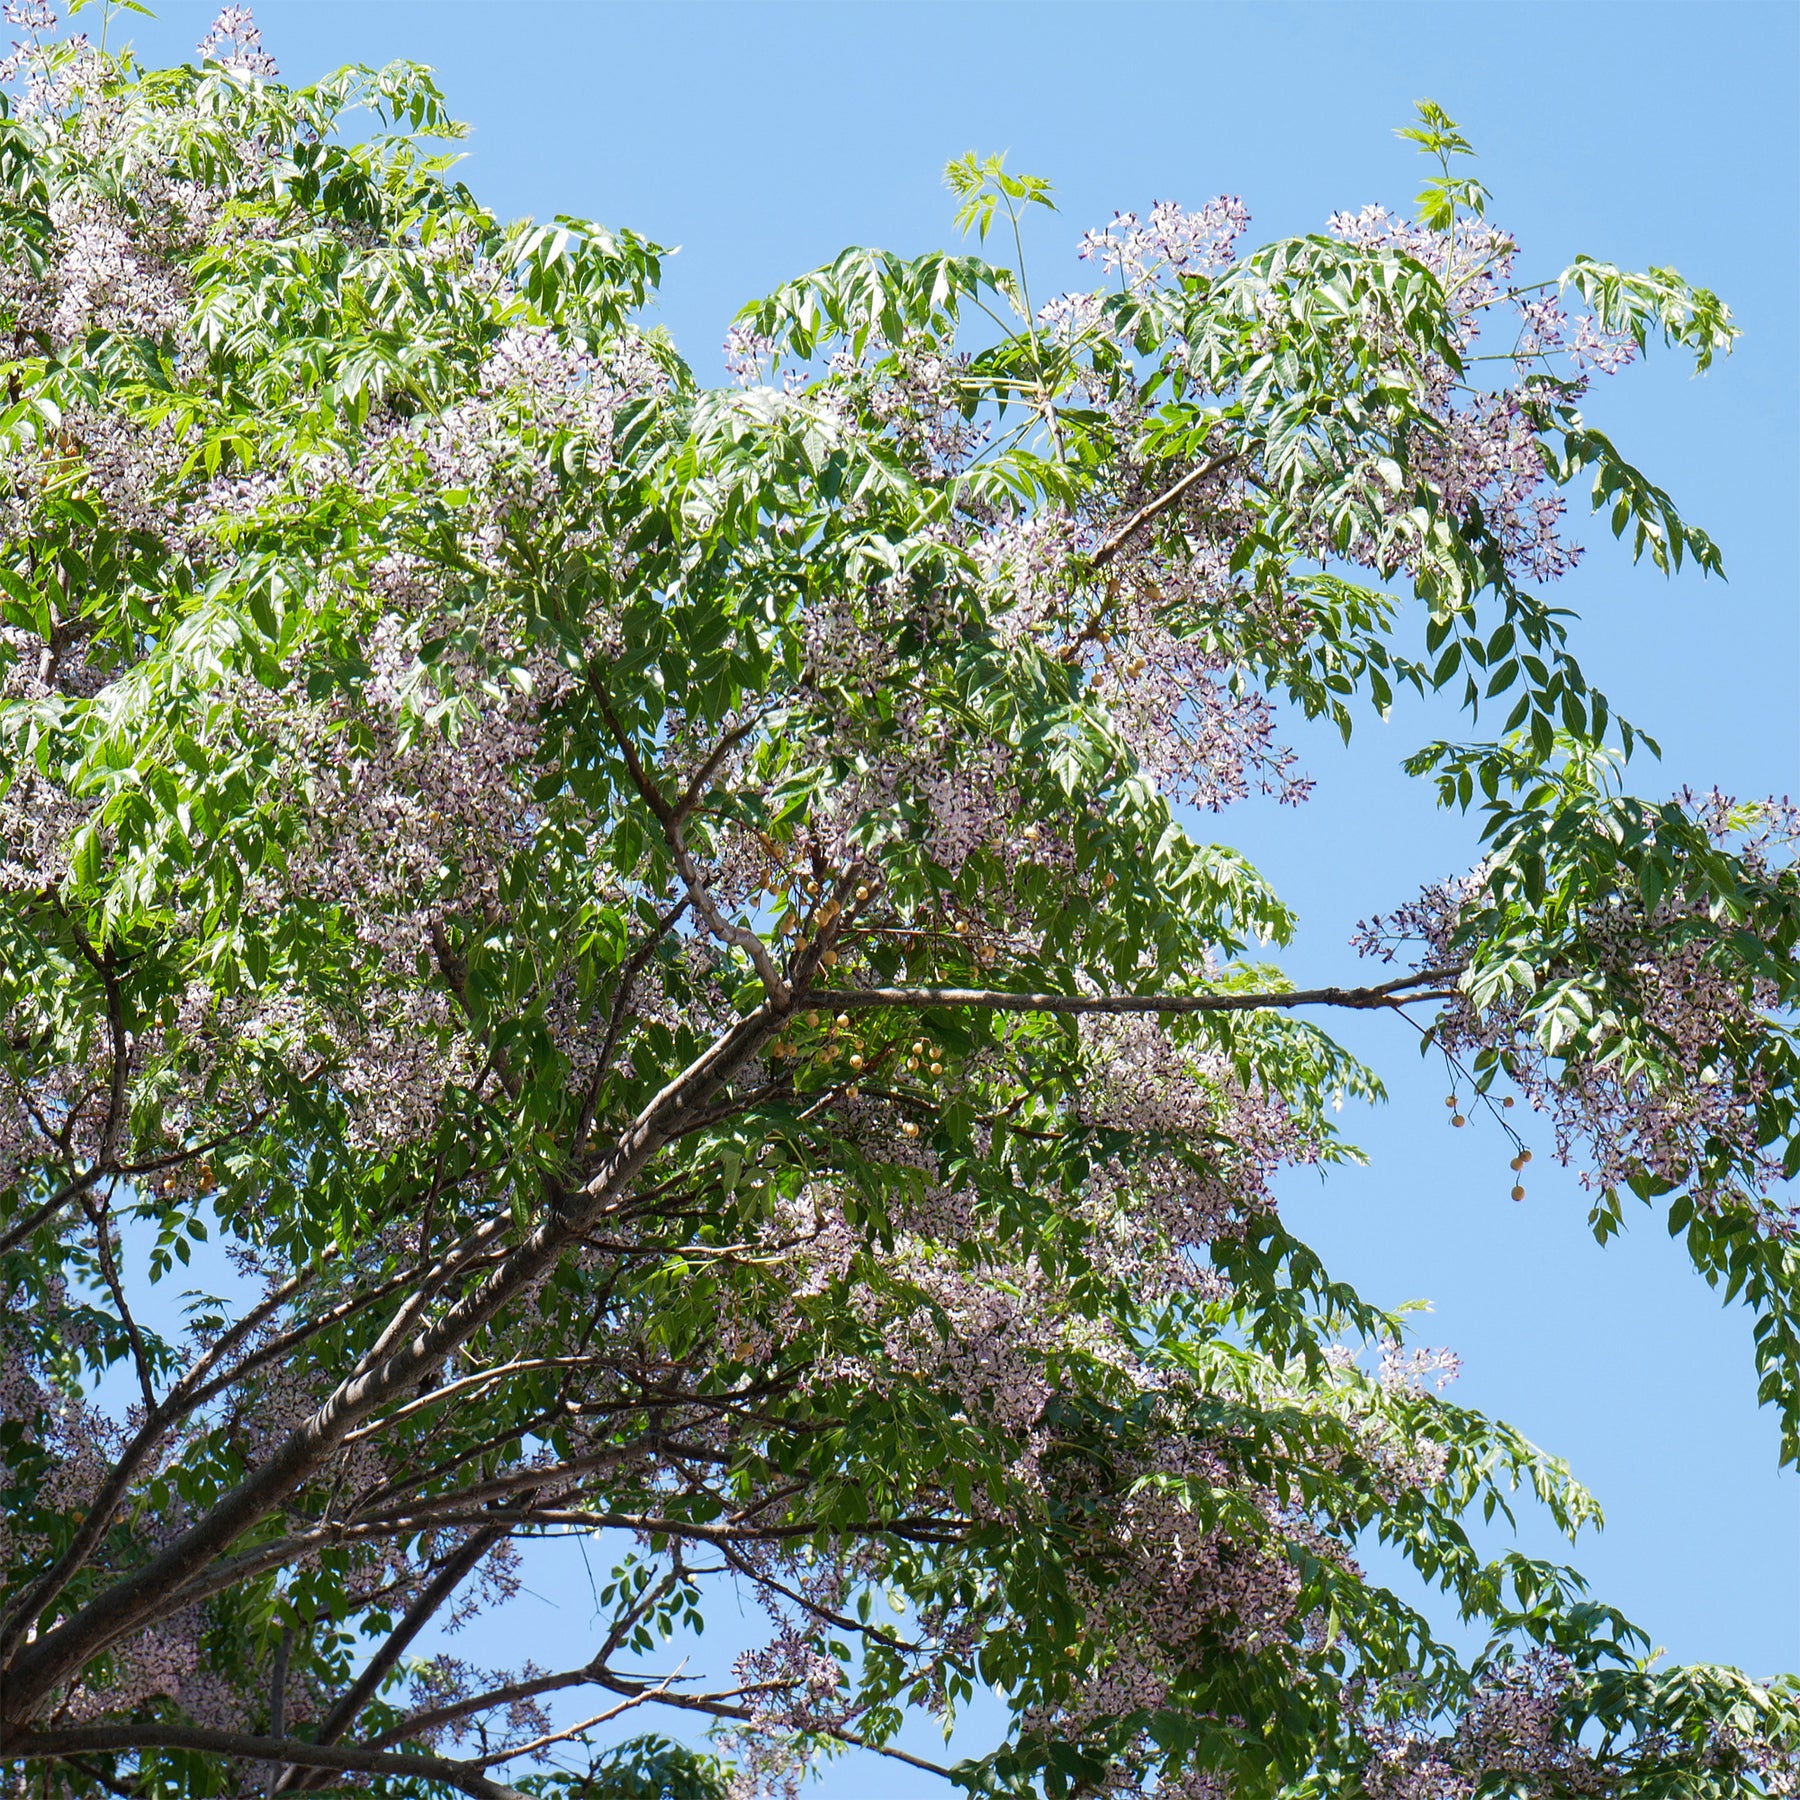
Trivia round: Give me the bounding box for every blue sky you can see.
[101,1,1800,1790]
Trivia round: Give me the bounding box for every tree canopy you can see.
[0,10,1795,1798]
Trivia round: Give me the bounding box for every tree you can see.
[0,8,1794,1796]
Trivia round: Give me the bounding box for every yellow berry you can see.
[855,884,870,901]
[907,1057,920,1072]
[1519,1149,1533,1164]
[930,1061,943,1076]
[848,1053,865,1071]
[1450,1114,1465,1128]
[1445,1095,1458,1108]
[902,1121,919,1138]
[1511,1185,1526,1202]
[1501,1096,1515,1108]
[835,1013,849,1028]
[912,1040,925,1055]
[1509,1155,1524,1172]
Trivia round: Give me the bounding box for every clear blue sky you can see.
[108,2,1800,1791]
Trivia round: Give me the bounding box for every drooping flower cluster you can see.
[1356,791,1799,1234]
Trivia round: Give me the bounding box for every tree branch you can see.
[1,1726,531,1800]
[2,999,787,1720]
[0,1164,105,1258]
[807,970,1460,1019]
[80,1188,157,1414]
[575,896,690,1155]
[469,1684,682,1768]
[280,1523,510,1790]
[340,1356,614,1443]
[586,673,789,1004]
[1091,451,1236,568]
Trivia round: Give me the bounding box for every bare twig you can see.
[575,896,691,1154]
[341,1357,614,1443]
[469,1683,681,1769]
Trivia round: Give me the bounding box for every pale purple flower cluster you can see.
[194,5,278,78]
[1081,196,1251,291]
[1356,795,1799,1233]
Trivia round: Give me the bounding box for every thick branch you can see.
[2,1000,787,1720]
[0,1164,104,1258]
[1,1726,529,1800]
[808,969,1460,1018]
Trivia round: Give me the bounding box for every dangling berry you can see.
[848,1053,865,1071]
[902,1121,919,1139]
[1511,1185,1527,1202]
[1450,1114,1465,1128]
[1501,1096,1515,1108]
